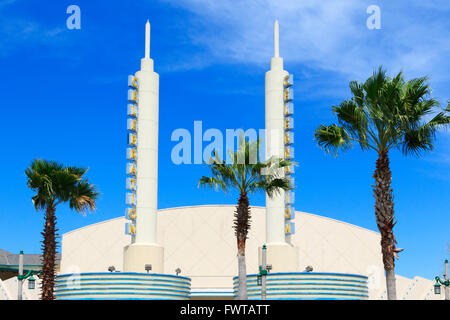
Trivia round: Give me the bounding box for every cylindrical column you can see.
[18,251,23,300]
[261,245,267,300]
[123,21,164,273]
[260,21,298,273]
[135,60,159,244]
[265,57,288,244]
[274,20,279,58]
[145,21,150,59]
[445,259,449,300]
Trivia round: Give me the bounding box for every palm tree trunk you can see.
[373,150,398,300]
[237,238,247,300]
[235,191,250,300]
[41,205,57,300]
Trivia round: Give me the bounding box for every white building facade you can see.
[54,205,440,300]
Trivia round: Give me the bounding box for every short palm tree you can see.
[199,136,293,300]
[25,159,99,300]
[314,67,450,300]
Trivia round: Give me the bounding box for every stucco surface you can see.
[57,205,440,300]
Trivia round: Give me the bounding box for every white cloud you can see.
[161,0,450,98]
[0,17,67,57]
[163,0,363,68]
[0,0,69,57]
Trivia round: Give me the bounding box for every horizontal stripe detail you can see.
[55,282,190,290]
[234,281,367,287]
[234,277,367,284]
[233,272,368,300]
[56,298,188,300]
[235,288,368,294]
[55,291,189,299]
[247,292,368,298]
[247,297,366,300]
[56,277,190,286]
[232,272,368,280]
[56,272,191,281]
[55,287,189,294]
[55,272,191,300]
[190,294,235,296]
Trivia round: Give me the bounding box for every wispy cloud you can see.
[160,0,450,99]
[0,0,71,57]
[0,17,67,57]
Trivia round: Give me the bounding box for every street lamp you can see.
[258,244,271,300]
[16,251,39,300]
[28,276,36,290]
[145,264,152,273]
[18,270,38,297]
[434,282,441,295]
[434,259,449,300]
[175,268,181,276]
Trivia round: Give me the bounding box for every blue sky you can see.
[0,0,448,280]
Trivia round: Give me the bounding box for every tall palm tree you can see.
[314,67,450,300]
[25,159,99,300]
[199,136,293,300]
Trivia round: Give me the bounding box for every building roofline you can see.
[62,204,379,237]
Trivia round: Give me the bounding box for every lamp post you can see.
[17,251,23,300]
[258,244,272,300]
[434,259,449,300]
[17,251,38,300]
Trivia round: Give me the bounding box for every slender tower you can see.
[261,20,298,272]
[123,21,164,273]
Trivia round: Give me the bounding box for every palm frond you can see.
[333,100,370,149]
[199,133,293,198]
[401,125,435,156]
[427,108,450,128]
[69,179,99,215]
[65,166,88,178]
[198,176,229,193]
[25,159,98,214]
[316,66,449,156]
[314,124,352,156]
[349,80,365,108]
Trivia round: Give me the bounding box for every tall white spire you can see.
[262,19,298,272]
[145,20,150,59]
[274,20,279,57]
[124,20,163,273]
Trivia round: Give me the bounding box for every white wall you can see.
[56,205,442,300]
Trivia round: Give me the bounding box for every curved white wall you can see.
[233,272,369,300]
[58,205,442,300]
[55,272,190,300]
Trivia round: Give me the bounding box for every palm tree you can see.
[199,135,293,300]
[25,159,99,300]
[314,67,450,300]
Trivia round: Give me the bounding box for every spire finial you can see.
[274,20,279,58]
[145,20,150,59]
